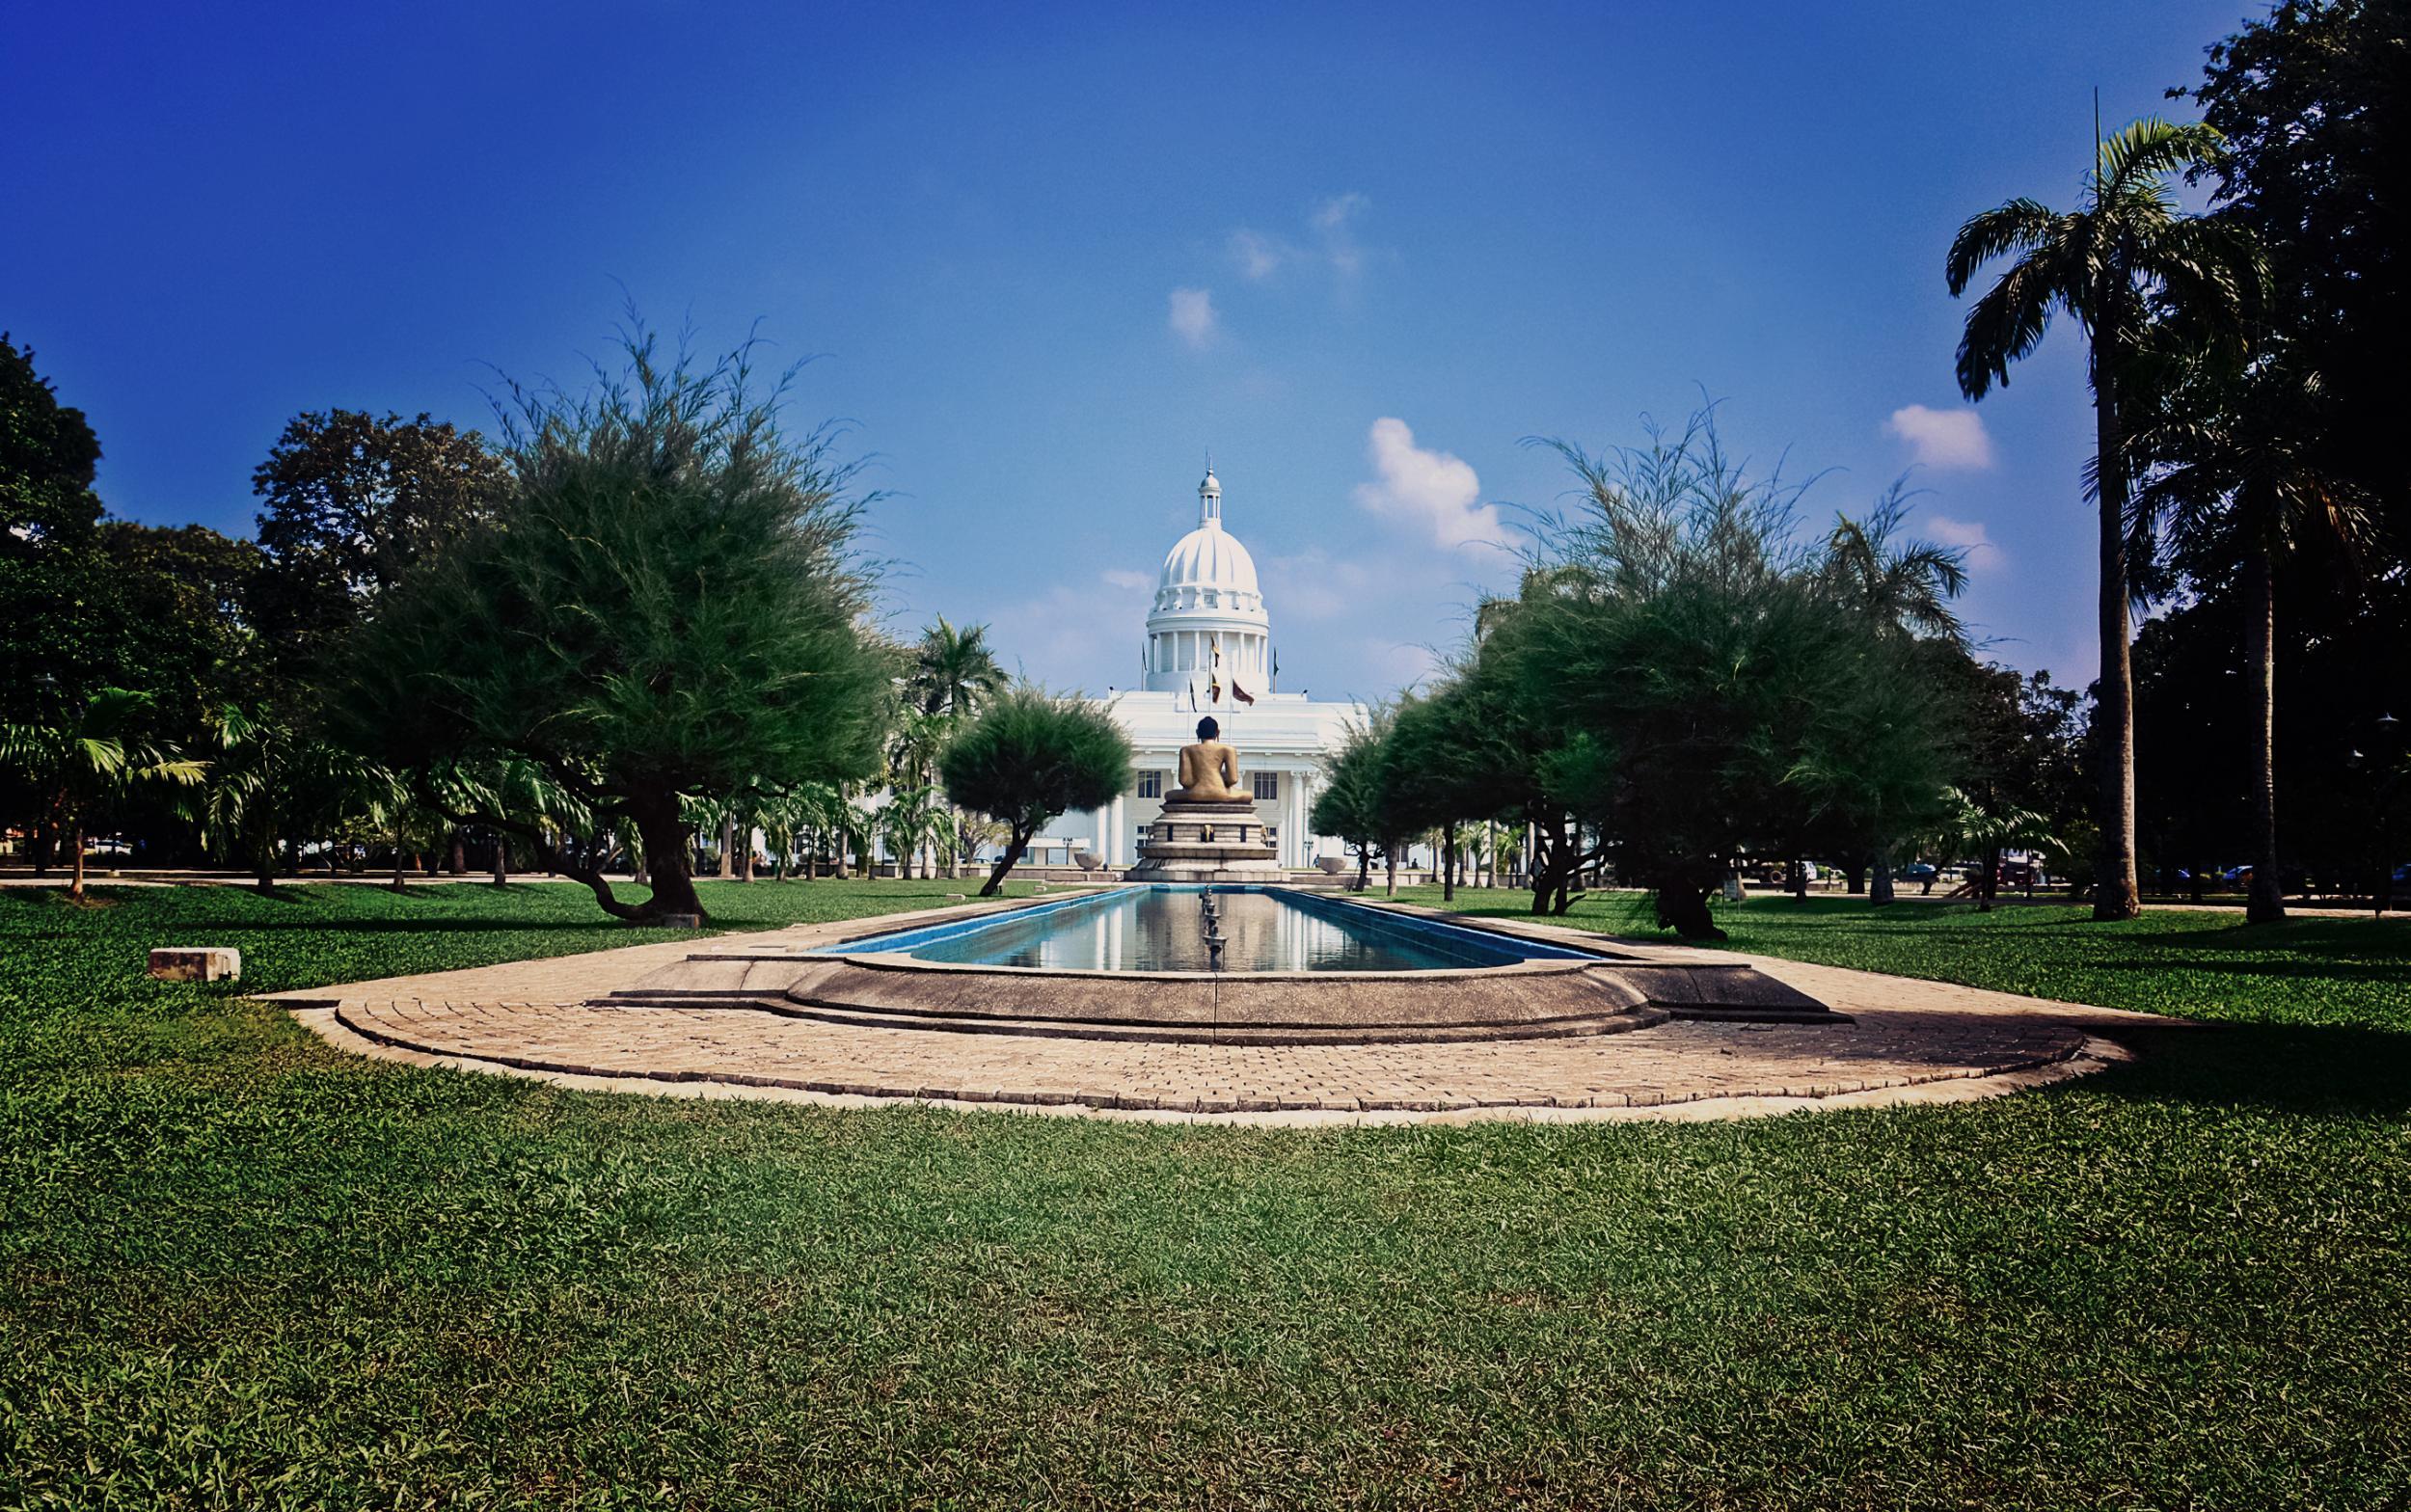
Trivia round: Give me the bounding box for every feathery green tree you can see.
[333,326,892,924]
[939,688,1132,896]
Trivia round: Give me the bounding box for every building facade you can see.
[1045,467,1365,871]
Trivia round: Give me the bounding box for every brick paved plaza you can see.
[272,902,2170,1124]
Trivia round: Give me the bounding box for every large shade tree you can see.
[2179,0,2408,539]
[938,687,1132,896]
[1947,116,2262,920]
[2128,350,2370,923]
[1,334,109,735]
[249,409,505,687]
[335,328,893,924]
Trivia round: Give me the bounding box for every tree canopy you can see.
[938,687,1131,896]
[335,329,893,922]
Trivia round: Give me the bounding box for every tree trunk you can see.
[2243,543,2285,924]
[1355,847,1370,893]
[1789,857,1807,902]
[68,816,86,900]
[2091,342,2143,920]
[1871,853,1895,906]
[1528,821,1554,915]
[1442,821,1458,903]
[1384,839,1397,898]
[30,821,52,877]
[718,817,735,879]
[1843,863,1865,895]
[626,793,704,921]
[493,831,508,886]
[1980,844,2001,913]
[1653,878,1726,941]
[741,822,756,882]
[449,833,466,875]
[391,839,407,894]
[981,824,1034,897]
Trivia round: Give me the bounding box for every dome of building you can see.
[1156,522,1260,608]
[1139,464,1274,695]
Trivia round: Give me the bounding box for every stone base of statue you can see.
[1124,797,1286,883]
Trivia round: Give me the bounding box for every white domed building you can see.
[1043,467,1366,872]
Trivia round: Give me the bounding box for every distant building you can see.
[1043,466,1365,870]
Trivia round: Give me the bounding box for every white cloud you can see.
[1168,286,1218,347]
[1264,547,1375,621]
[1368,639,1440,691]
[1311,192,1368,277]
[1922,513,2005,571]
[1352,418,1502,552]
[1223,193,1373,284]
[1885,404,1995,471]
[989,571,1156,690]
[1229,230,1283,280]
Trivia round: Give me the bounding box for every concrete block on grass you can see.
[149,947,241,983]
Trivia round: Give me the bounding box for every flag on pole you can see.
[1232,681,1256,707]
[1208,637,1223,703]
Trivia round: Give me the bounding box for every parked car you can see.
[1898,863,1937,881]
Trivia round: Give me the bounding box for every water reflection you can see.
[906,887,1536,972]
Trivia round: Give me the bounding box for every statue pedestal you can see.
[1125,798,1286,883]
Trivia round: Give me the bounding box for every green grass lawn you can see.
[3,881,2407,1508]
[1398,885,2411,1031]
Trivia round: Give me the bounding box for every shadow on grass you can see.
[2087,1019,2411,1117]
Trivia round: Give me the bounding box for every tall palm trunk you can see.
[69,815,87,900]
[2091,339,2144,921]
[2243,541,2285,924]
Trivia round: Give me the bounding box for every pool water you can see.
[818,885,1600,973]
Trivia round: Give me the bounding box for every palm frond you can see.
[1944,199,2058,295]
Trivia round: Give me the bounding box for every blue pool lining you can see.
[810,884,1605,964]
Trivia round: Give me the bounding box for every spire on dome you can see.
[1199,457,1222,526]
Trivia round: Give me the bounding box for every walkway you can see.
[270,901,2175,1126]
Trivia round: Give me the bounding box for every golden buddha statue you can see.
[1167,716,1246,802]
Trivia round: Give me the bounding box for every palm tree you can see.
[1818,492,1968,904]
[202,704,402,892]
[907,619,1007,876]
[1823,488,1968,644]
[908,616,1008,719]
[2128,351,2370,924]
[1,688,206,899]
[1947,117,2262,921]
[879,786,945,879]
[1927,786,2057,915]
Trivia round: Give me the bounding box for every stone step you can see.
[591,988,1670,1044]
[778,999,1669,1046]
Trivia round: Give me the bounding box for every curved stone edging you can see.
[303,998,2123,1123]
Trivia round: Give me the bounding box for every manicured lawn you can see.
[1398,886,2411,1031]
[3,882,2406,1508]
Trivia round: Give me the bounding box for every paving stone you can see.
[278,904,2169,1123]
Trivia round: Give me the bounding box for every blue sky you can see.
[5,0,2242,699]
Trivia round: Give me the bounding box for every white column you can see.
[1110,793,1126,865]
[1287,767,1309,866]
